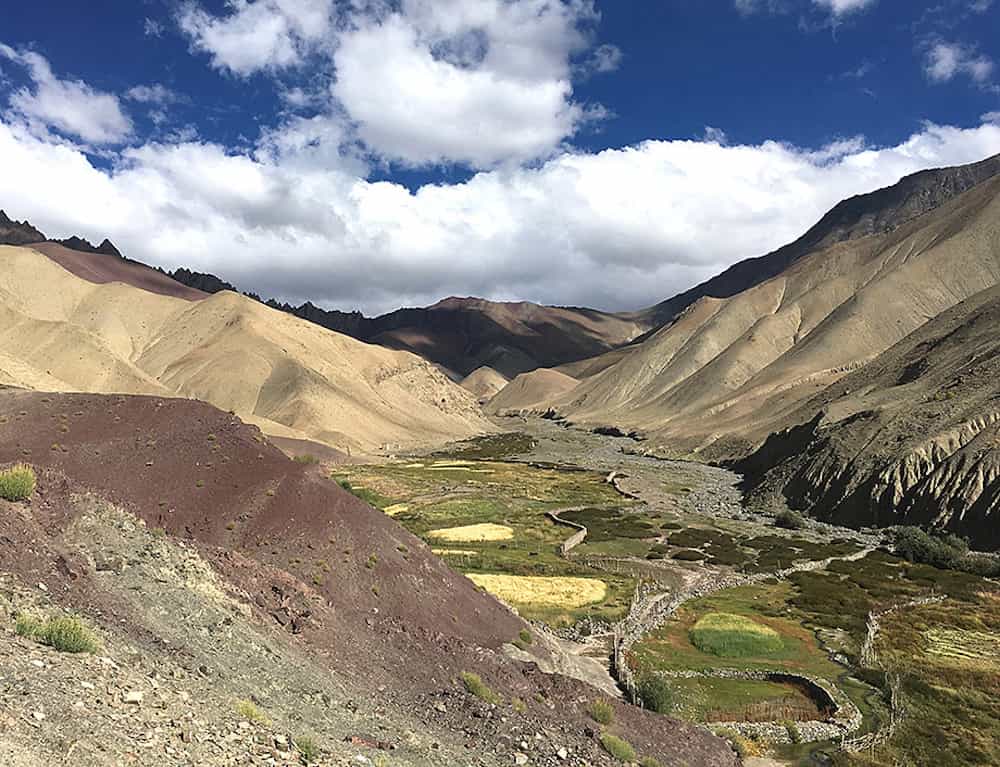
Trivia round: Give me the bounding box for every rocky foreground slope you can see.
[0,389,736,766]
[0,244,491,454]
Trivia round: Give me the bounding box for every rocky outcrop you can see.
[736,284,1000,548]
[0,210,45,245]
[52,235,122,257]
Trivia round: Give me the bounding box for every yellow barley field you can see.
[427,523,514,542]
[466,573,607,608]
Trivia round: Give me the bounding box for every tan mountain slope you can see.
[628,152,1000,329]
[0,244,492,453]
[487,368,579,415]
[544,170,1000,457]
[460,365,509,402]
[736,283,1000,548]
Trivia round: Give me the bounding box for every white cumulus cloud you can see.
[0,44,132,145]
[178,0,335,76]
[176,0,612,168]
[924,41,995,85]
[1,110,998,316]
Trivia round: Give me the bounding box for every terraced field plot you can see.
[632,582,845,682]
[872,595,1000,767]
[669,676,827,723]
[631,550,1000,765]
[659,527,864,570]
[332,456,675,626]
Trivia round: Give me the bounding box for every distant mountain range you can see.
[0,215,647,380]
[5,152,1000,546]
[165,273,649,379]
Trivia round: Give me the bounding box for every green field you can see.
[334,453,676,626]
[630,550,1000,765]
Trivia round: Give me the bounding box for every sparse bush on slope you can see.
[637,674,675,713]
[0,463,36,501]
[460,671,501,705]
[15,613,99,653]
[774,509,806,530]
[599,733,636,762]
[589,698,614,724]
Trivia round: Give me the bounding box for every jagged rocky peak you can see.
[0,209,47,246]
[53,235,122,258]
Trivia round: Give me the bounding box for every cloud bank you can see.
[2,110,998,315]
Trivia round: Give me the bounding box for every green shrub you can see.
[235,699,270,725]
[20,616,99,653]
[891,526,998,576]
[600,733,636,762]
[518,628,533,645]
[0,463,36,501]
[774,509,806,530]
[512,697,527,713]
[783,719,802,744]
[892,526,966,569]
[639,758,663,767]
[42,617,98,653]
[671,548,706,561]
[15,613,98,653]
[588,698,614,724]
[295,735,319,763]
[460,671,501,705]
[14,613,43,638]
[293,454,318,464]
[637,674,674,713]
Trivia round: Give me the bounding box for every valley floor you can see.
[338,416,1000,767]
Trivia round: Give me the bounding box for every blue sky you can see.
[1,0,999,313]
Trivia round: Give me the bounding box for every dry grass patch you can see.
[382,503,409,516]
[467,573,607,608]
[431,548,479,557]
[428,523,514,542]
[924,627,1000,667]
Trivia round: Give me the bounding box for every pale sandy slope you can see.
[531,173,1000,457]
[460,366,509,402]
[0,245,492,453]
[486,368,579,415]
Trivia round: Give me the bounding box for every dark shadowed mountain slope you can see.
[0,210,45,245]
[362,297,647,378]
